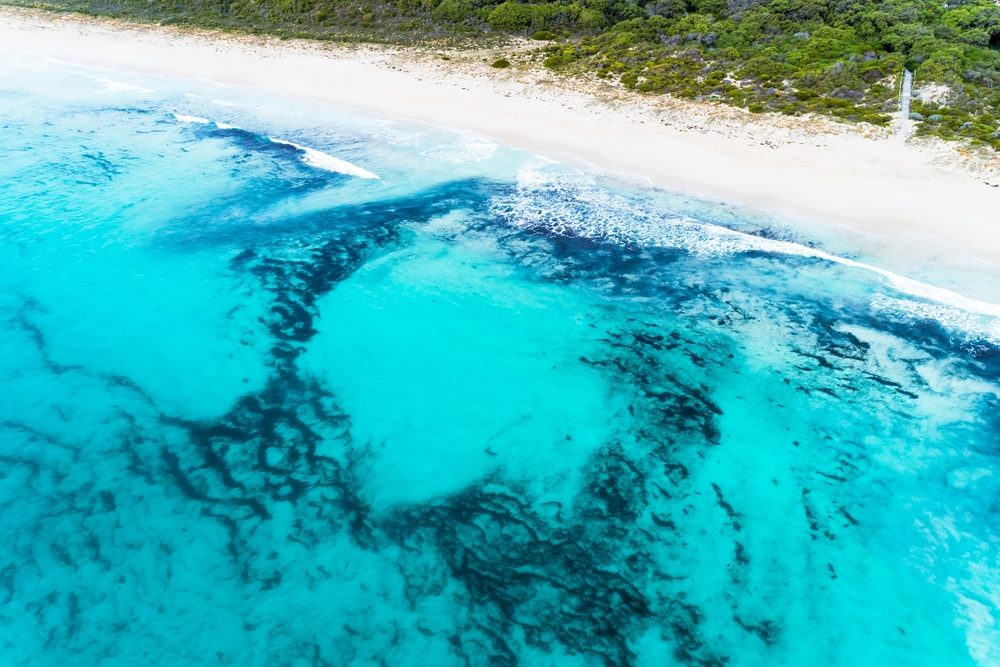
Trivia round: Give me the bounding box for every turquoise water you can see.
[1,53,999,666]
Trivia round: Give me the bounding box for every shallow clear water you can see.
[1,53,999,666]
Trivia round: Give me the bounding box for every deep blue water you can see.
[1,53,999,666]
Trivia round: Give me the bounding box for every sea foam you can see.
[172,112,211,124]
[493,162,1000,341]
[93,77,152,94]
[171,113,379,179]
[267,137,379,179]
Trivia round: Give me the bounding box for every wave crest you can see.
[171,113,379,179]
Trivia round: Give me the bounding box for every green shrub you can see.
[577,8,606,30]
[491,56,512,68]
[532,29,557,40]
[431,0,471,22]
[487,2,533,31]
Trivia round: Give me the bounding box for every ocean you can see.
[1,52,998,666]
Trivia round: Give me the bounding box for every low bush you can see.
[487,2,532,31]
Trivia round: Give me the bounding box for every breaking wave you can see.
[491,161,1000,342]
[171,112,379,179]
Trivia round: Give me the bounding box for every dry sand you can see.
[3,6,1000,298]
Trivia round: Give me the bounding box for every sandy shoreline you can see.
[3,6,1000,300]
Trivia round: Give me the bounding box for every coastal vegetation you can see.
[8,0,1000,147]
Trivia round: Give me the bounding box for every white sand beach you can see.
[3,6,999,298]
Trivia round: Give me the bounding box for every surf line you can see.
[171,112,379,179]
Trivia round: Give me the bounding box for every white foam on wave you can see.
[172,112,212,124]
[183,94,240,108]
[169,113,378,179]
[422,135,499,164]
[493,161,1000,341]
[94,77,152,94]
[268,137,379,179]
[870,295,1000,346]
